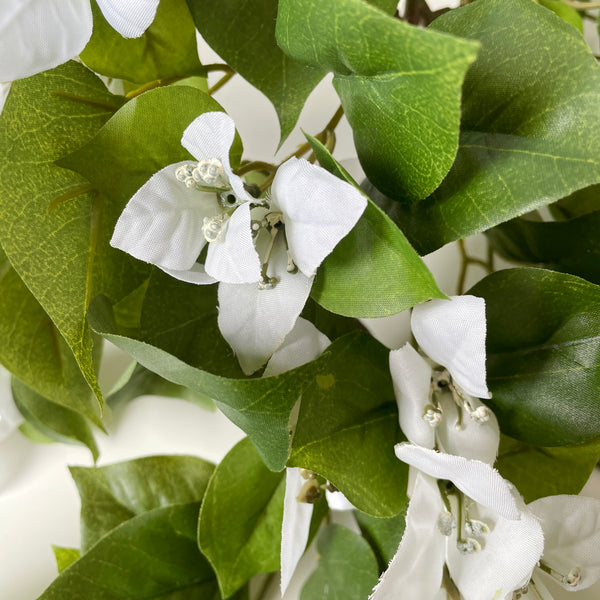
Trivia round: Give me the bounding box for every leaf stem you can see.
[204,63,235,74]
[209,71,235,95]
[47,184,95,213]
[125,77,182,99]
[234,161,277,177]
[51,92,119,112]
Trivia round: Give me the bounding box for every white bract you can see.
[0,0,159,84]
[111,111,261,285]
[391,295,499,465]
[371,444,545,600]
[510,495,600,600]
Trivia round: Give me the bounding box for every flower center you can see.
[175,158,229,190]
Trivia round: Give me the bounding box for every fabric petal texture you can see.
[96,0,159,38]
[271,158,367,277]
[412,295,491,400]
[159,263,216,285]
[389,344,435,449]
[111,162,218,272]
[0,0,93,82]
[370,473,445,600]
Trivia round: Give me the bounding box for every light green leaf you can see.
[199,438,284,598]
[81,0,203,84]
[276,0,478,201]
[496,434,600,503]
[70,455,214,551]
[354,509,407,570]
[52,547,80,574]
[396,0,600,254]
[37,503,218,600]
[186,0,325,144]
[469,268,600,446]
[300,525,379,600]
[538,0,583,32]
[11,378,99,461]
[0,62,142,424]
[307,136,445,317]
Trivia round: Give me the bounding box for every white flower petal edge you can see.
[111,162,218,272]
[271,158,367,278]
[389,344,435,449]
[159,263,216,285]
[412,296,491,400]
[0,0,93,82]
[370,473,445,600]
[395,443,520,519]
[528,495,600,591]
[96,0,159,38]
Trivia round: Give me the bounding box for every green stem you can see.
[51,92,119,112]
[209,71,235,95]
[125,77,181,99]
[47,184,95,213]
[234,160,277,177]
[204,63,234,74]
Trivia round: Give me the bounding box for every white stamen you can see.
[193,158,226,187]
[423,405,443,427]
[202,214,227,243]
[437,511,456,536]
[456,537,481,554]
[469,405,490,424]
[465,519,490,536]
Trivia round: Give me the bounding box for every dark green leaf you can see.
[396,0,600,254]
[307,136,446,317]
[300,525,379,600]
[486,210,600,285]
[496,434,600,504]
[11,378,99,461]
[199,438,284,598]
[276,0,478,201]
[37,503,219,600]
[550,184,600,221]
[70,455,214,551]
[81,0,203,84]
[469,268,600,446]
[186,0,325,143]
[354,509,406,571]
[52,547,80,574]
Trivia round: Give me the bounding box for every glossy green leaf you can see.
[300,525,379,600]
[538,0,583,32]
[52,547,80,574]
[486,210,600,285]
[186,0,325,143]
[307,136,445,317]
[496,434,600,504]
[199,438,284,598]
[81,0,203,84]
[37,503,219,600]
[354,509,407,570]
[70,455,214,551]
[550,184,600,221]
[396,0,600,254]
[276,0,478,201]
[0,62,140,423]
[11,378,99,461]
[88,284,407,516]
[469,268,600,446]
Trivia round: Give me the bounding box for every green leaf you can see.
[0,249,97,421]
[538,0,583,32]
[199,438,284,598]
[81,0,203,84]
[52,547,80,574]
[70,455,214,551]
[276,0,478,201]
[396,0,600,254]
[88,286,407,516]
[300,525,379,600]
[486,210,600,285]
[37,503,219,600]
[550,184,600,220]
[186,0,326,144]
[11,378,99,461]
[354,509,406,571]
[496,434,600,504]
[0,62,139,423]
[469,268,600,446]
[307,136,445,317]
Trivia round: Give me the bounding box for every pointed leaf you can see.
[52,547,80,574]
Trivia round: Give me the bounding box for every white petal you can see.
[370,473,445,600]
[325,489,355,512]
[271,158,367,277]
[96,0,159,38]
[111,162,218,271]
[205,203,261,283]
[528,495,600,591]
[436,394,500,465]
[446,500,544,600]
[218,238,314,375]
[281,468,313,596]
[412,296,491,399]
[263,317,330,378]
[395,444,520,520]
[0,0,93,81]
[0,82,11,114]
[389,344,435,448]
[159,263,216,285]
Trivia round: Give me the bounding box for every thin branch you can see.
[204,63,235,74]
[209,71,235,95]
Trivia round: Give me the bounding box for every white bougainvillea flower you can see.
[391,295,499,464]
[111,111,261,285]
[371,444,545,600]
[218,157,367,375]
[0,0,159,84]
[510,495,600,599]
